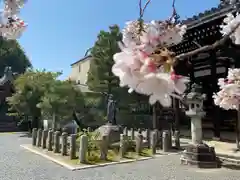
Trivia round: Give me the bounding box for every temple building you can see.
[169,0,240,138]
[0,67,17,132]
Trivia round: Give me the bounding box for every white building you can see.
[68,55,93,92]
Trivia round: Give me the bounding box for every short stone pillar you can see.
[79,135,88,163]
[130,128,134,140]
[119,134,127,158]
[180,83,218,168]
[146,129,150,148]
[61,132,68,156]
[174,130,180,149]
[169,130,172,148]
[69,134,77,159]
[36,129,42,147]
[53,131,61,153]
[123,127,128,136]
[154,129,161,149]
[87,127,91,132]
[135,132,143,155]
[42,130,48,149]
[162,130,170,152]
[62,127,67,133]
[151,131,157,154]
[137,128,142,134]
[32,128,37,146]
[100,135,109,160]
[47,130,53,151]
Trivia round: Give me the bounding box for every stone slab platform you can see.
[180,138,240,159]
[20,144,155,171]
[180,138,240,169]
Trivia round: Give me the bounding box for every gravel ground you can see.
[0,133,240,180]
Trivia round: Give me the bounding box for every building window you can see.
[78,65,81,72]
[76,80,80,84]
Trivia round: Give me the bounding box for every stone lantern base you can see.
[180,143,220,168]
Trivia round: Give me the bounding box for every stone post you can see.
[36,129,42,147]
[135,132,143,155]
[69,134,77,159]
[32,128,37,146]
[61,132,68,156]
[100,135,109,160]
[62,127,67,133]
[138,128,142,134]
[169,130,172,148]
[119,134,127,158]
[162,130,170,152]
[146,129,150,148]
[79,134,88,163]
[87,127,91,132]
[174,130,180,149]
[42,130,48,149]
[130,128,134,140]
[53,131,61,153]
[154,129,161,149]
[151,131,157,154]
[123,127,128,136]
[47,130,53,151]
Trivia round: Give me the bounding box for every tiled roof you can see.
[181,2,236,29]
[70,55,92,66]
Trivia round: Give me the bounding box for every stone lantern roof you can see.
[184,83,206,101]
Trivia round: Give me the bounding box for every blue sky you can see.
[18,0,220,79]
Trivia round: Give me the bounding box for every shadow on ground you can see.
[19,132,31,138]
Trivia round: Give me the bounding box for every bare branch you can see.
[176,21,240,60]
[141,0,151,17]
[139,0,142,17]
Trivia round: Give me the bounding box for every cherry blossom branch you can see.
[175,21,240,60]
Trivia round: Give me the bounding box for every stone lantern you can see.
[180,83,219,168]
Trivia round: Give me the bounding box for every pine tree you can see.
[87,25,122,95]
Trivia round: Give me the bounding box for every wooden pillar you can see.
[173,98,180,132]
[152,104,157,129]
[210,51,220,139]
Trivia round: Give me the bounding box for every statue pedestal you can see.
[94,123,122,143]
[180,113,220,168]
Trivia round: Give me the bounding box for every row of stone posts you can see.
[32,128,90,163]
[32,128,148,162]
[122,127,180,153]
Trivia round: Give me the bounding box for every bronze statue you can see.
[107,94,117,125]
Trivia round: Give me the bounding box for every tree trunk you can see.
[32,116,39,129]
[52,112,56,131]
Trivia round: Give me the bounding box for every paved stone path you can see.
[0,133,240,180]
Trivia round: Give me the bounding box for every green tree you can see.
[87,25,122,95]
[37,80,85,129]
[7,70,60,128]
[0,38,31,75]
[86,25,150,125]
